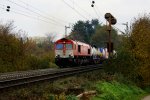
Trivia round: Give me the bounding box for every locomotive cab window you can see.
[56,44,63,50]
[78,45,81,52]
[66,44,73,50]
[88,49,91,54]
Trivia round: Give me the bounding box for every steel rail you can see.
[0,64,102,89]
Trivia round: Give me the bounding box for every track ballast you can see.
[0,64,103,89]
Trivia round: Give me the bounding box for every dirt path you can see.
[142,95,150,100]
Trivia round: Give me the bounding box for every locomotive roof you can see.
[55,38,73,43]
[55,38,91,47]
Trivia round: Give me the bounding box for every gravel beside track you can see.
[0,68,56,80]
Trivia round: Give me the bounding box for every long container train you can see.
[54,38,109,67]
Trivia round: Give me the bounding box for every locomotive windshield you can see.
[56,44,63,50]
[66,44,72,49]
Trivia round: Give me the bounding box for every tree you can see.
[129,14,150,86]
[91,25,118,48]
[0,22,25,71]
[105,14,150,87]
[70,20,86,42]
[69,19,100,43]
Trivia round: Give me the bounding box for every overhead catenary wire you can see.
[6,0,66,26]
[89,1,122,34]
[69,0,94,19]
[89,1,124,35]
[93,7,101,19]
[6,0,65,25]
[16,0,70,24]
[0,4,64,28]
[2,1,123,34]
[0,3,36,16]
[89,0,99,19]
[0,5,6,12]
[94,4,104,18]
[88,0,104,23]
[112,26,125,34]
[61,0,89,20]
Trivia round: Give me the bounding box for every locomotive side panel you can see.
[73,41,91,57]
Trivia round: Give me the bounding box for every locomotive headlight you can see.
[56,55,60,58]
[69,53,73,56]
[69,55,72,58]
[69,53,73,58]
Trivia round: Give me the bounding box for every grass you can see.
[92,81,146,100]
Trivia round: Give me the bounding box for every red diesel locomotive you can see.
[55,38,93,67]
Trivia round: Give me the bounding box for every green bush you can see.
[92,81,146,100]
[26,55,56,69]
[66,95,78,100]
[144,86,150,93]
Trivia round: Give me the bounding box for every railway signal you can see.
[105,13,117,25]
[104,13,117,57]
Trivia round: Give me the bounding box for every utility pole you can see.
[108,19,111,58]
[122,22,129,35]
[65,25,70,38]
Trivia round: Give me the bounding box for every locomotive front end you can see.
[54,38,74,67]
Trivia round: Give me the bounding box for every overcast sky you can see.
[0,0,150,39]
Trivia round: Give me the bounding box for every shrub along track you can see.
[0,64,102,89]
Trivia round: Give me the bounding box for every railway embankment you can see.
[0,69,149,100]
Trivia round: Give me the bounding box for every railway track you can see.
[0,64,102,89]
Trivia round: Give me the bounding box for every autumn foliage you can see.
[0,22,56,73]
[103,14,150,87]
[130,14,150,86]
